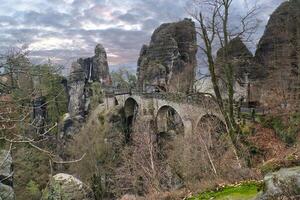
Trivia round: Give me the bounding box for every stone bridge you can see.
[104,89,225,136]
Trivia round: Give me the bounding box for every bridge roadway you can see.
[104,88,224,136]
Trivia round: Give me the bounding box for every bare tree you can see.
[189,0,259,154]
[0,47,85,198]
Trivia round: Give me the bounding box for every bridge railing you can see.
[134,91,217,106]
[104,87,266,115]
[103,86,218,106]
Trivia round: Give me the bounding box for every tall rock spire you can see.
[137,18,197,93]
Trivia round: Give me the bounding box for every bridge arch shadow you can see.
[156,105,185,135]
[156,105,184,158]
[195,114,227,152]
[124,97,139,143]
[114,97,119,106]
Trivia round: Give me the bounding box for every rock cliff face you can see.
[77,44,111,85]
[137,19,197,93]
[210,0,300,109]
[253,0,300,110]
[63,44,110,136]
[214,37,257,101]
[216,37,255,83]
[32,96,47,133]
[68,44,111,118]
[68,62,86,118]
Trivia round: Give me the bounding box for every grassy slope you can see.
[188,182,262,200]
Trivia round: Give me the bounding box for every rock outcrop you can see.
[216,37,255,83]
[42,173,94,200]
[253,0,300,110]
[0,150,14,200]
[256,166,300,200]
[215,37,255,101]
[62,44,110,137]
[68,61,86,118]
[77,44,111,85]
[32,96,47,133]
[68,44,111,118]
[137,18,197,93]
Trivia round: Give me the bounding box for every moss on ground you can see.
[188,181,263,200]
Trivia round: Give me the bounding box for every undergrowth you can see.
[257,113,300,145]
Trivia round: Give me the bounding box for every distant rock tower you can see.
[137,18,197,93]
[67,44,111,119]
[253,0,300,110]
[77,44,112,86]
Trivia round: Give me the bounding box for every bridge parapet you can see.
[134,92,217,107]
[104,87,219,111]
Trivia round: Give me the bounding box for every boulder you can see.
[137,18,197,93]
[42,173,94,200]
[0,150,13,182]
[0,183,14,200]
[256,166,300,199]
[0,150,14,200]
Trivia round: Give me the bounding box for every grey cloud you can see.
[0,0,288,74]
[20,10,72,28]
[142,19,160,31]
[118,13,140,23]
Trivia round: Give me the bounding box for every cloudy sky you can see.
[0,0,285,73]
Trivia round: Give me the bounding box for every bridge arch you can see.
[155,105,184,161]
[195,114,227,150]
[113,97,119,106]
[124,97,139,142]
[156,105,184,135]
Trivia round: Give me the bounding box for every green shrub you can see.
[89,82,103,109]
[240,123,253,135]
[259,160,282,175]
[26,180,41,200]
[260,114,299,145]
[41,178,67,200]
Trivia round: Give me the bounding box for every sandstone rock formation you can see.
[256,166,300,200]
[67,44,110,118]
[32,96,47,133]
[0,150,14,200]
[62,44,110,136]
[253,0,300,110]
[78,44,111,85]
[137,18,197,93]
[215,37,255,101]
[42,173,94,200]
[216,37,255,83]
[214,0,300,109]
[68,61,86,118]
